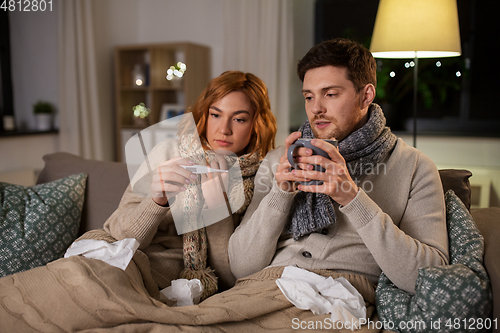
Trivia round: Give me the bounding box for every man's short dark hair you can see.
[297,38,377,91]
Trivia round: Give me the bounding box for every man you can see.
[228,38,449,295]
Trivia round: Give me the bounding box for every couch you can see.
[36,152,500,328]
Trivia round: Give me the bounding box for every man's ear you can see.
[360,84,376,109]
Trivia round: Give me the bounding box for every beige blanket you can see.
[0,251,382,333]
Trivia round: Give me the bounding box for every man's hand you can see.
[275,132,314,192]
[291,139,358,206]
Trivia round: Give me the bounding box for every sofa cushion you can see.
[37,153,129,235]
[472,207,500,326]
[375,190,492,332]
[0,173,87,277]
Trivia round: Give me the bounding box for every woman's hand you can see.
[151,157,197,206]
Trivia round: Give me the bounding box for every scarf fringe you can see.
[177,132,261,299]
[179,267,218,301]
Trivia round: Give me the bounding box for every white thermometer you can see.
[181,165,228,174]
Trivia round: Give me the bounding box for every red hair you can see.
[188,71,276,157]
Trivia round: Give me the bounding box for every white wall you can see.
[399,135,500,207]
[136,0,225,77]
[93,0,225,79]
[1,8,60,180]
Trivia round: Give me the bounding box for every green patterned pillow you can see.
[0,173,87,277]
[375,190,492,333]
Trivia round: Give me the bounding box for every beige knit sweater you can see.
[228,139,449,294]
[103,189,239,291]
[103,139,241,291]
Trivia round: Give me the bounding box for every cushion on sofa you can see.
[37,153,130,235]
[472,207,500,323]
[375,190,492,332]
[0,173,87,277]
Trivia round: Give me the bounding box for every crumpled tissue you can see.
[64,238,140,271]
[276,266,366,329]
[160,279,204,307]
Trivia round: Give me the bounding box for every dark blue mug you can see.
[287,138,338,185]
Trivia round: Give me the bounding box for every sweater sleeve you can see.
[103,184,171,250]
[340,152,449,294]
[228,148,297,278]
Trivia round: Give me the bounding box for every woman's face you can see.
[206,91,255,156]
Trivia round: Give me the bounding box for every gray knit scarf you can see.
[288,103,397,240]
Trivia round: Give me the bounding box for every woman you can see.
[0,71,276,331]
[97,70,276,297]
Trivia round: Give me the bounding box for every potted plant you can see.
[132,102,150,127]
[33,101,55,131]
[166,61,186,88]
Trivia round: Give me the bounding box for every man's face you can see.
[302,66,369,141]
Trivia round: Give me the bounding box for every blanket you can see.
[0,239,381,332]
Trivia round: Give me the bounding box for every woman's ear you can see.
[360,84,376,109]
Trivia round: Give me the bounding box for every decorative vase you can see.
[133,116,148,127]
[35,114,52,131]
[170,75,183,88]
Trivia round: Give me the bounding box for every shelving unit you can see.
[114,42,210,161]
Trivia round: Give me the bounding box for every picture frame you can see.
[160,104,185,121]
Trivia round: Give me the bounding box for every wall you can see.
[398,135,500,208]
[9,8,58,130]
[93,0,225,81]
[0,133,59,184]
[290,0,315,131]
[1,0,226,179]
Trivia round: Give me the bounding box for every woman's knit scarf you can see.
[288,104,397,240]
[177,133,260,300]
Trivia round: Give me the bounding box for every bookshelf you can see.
[114,42,210,161]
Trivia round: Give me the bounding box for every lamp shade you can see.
[370,0,461,58]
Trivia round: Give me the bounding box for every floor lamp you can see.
[370,0,461,148]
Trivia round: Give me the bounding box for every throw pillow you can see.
[0,173,87,277]
[375,190,492,333]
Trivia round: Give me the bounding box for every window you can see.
[315,0,499,136]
